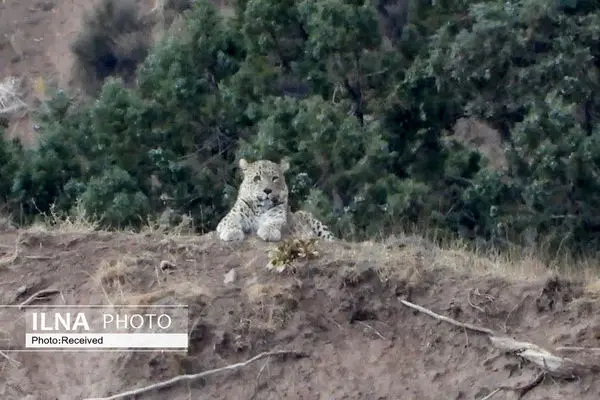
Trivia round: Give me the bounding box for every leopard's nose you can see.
[264,188,272,195]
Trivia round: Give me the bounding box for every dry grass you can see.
[90,249,214,306]
[319,231,600,291]
[245,282,299,333]
[5,202,600,295]
[38,201,100,234]
[95,259,132,288]
[141,211,195,238]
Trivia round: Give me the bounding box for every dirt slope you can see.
[0,0,158,147]
[0,227,599,400]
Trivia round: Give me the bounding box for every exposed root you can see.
[556,346,600,353]
[480,372,545,400]
[83,350,308,400]
[18,289,61,309]
[399,299,496,335]
[0,233,22,267]
[357,321,387,340]
[400,298,595,396]
[489,336,588,378]
[0,350,20,366]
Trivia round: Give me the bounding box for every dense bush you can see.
[0,134,23,213]
[1,0,600,260]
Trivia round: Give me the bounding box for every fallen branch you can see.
[357,321,387,340]
[24,255,55,260]
[0,233,21,267]
[489,336,586,378]
[479,372,545,400]
[83,350,307,400]
[556,346,600,353]
[399,299,496,335]
[0,350,20,366]
[18,289,60,309]
[399,299,593,379]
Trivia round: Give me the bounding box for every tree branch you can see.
[83,350,307,400]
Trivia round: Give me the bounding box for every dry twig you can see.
[18,289,60,309]
[479,372,545,400]
[357,321,387,340]
[0,350,20,366]
[556,346,600,353]
[399,299,496,335]
[249,358,272,400]
[467,288,495,314]
[25,255,55,260]
[0,233,22,267]
[83,350,307,400]
[503,295,528,333]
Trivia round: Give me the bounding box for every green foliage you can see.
[236,95,468,239]
[79,166,150,228]
[0,135,23,207]
[410,0,600,255]
[6,0,600,261]
[10,1,245,233]
[70,0,152,95]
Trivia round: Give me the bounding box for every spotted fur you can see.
[216,158,335,242]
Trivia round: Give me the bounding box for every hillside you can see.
[0,225,599,399]
[1,1,600,398]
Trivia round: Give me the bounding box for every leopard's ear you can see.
[279,157,290,173]
[239,158,249,171]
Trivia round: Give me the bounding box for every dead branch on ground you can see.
[400,299,595,383]
[479,372,545,400]
[0,233,22,267]
[556,346,600,353]
[399,299,495,335]
[0,350,20,366]
[489,336,587,378]
[18,289,60,309]
[357,321,387,340]
[83,350,307,400]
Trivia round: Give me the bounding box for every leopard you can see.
[216,158,335,242]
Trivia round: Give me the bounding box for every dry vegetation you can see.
[0,214,599,399]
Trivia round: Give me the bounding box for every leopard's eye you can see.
[272,176,279,182]
[253,175,261,182]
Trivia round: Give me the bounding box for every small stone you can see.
[159,260,176,271]
[224,269,236,284]
[16,285,27,295]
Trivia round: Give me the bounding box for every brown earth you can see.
[0,225,599,400]
[0,0,162,147]
[0,0,92,147]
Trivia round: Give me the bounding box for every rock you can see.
[224,268,236,284]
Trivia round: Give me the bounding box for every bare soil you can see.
[0,0,156,147]
[0,0,91,146]
[0,227,598,400]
